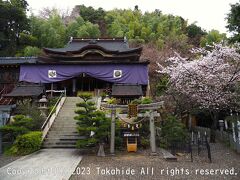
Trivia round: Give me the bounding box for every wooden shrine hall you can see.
[0,37,150,103]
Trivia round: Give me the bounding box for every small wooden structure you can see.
[127,137,137,152]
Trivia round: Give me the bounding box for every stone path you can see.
[0,149,82,180]
[70,142,240,180]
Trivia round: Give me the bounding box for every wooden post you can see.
[188,114,192,130]
[0,112,2,154]
[110,109,116,155]
[150,111,157,155]
[72,78,76,96]
[51,83,53,97]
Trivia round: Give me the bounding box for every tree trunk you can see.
[210,110,218,143]
[97,143,105,157]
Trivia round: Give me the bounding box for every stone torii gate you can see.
[101,101,164,155]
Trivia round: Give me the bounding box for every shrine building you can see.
[0,37,149,105]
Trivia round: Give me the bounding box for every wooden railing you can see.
[41,92,66,140]
[0,86,5,96]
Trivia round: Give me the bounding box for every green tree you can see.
[0,115,33,141]
[226,2,240,43]
[161,115,188,148]
[74,93,111,155]
[78,5,105,24]
[186,23,206,47]
[23,46,41,56]
[0,0,29,56]
[66,16,101,38]
[200,29,227,47]
[77,22,101,38]
[29,10,67,48]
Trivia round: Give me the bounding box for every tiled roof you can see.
[4,84,44,97]
[111,84,143,97]
[0,57,37,65]
[44,37,139,53]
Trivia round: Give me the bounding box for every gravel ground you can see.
[0,155,21,168]
[70,142,240,180]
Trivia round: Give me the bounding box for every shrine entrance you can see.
[45,74,111,96]
[101,102,164,155]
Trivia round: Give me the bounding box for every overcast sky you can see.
[27,0,239,34]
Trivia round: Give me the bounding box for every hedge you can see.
[9,131,42,155]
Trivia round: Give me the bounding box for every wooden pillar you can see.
[0,111,2,154]
[88,77,90,91]
[110,109,116,155]
[149,111,157,155]
[51,83,53,97]
[72,78,76,96]
[188,114,192,130]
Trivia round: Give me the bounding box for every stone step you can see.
[57,115,76,117]
[42,144,76,148]
[160,148,177,161]
[43,141,77,145]
[51,124,76,126]
[44,139,78,144]
[54,117,76,120]
[45,136,85,140]
[51,126,77,131]
[47,131,78,134]
[50,125,77,128]
[46,135,82,139]
[42,97,85,148]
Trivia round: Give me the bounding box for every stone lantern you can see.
[38,95,48,118]
[218,120,224,132]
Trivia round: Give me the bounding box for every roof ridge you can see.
[0,57,37,60]
[72,37,125,42]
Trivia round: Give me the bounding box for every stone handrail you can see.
[41,93,66,140]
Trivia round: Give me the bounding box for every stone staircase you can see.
[42,97,84,148]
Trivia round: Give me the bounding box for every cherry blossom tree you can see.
[158,43,240,142]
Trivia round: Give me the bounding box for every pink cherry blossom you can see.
[157,43,240,111]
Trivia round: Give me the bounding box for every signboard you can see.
[48,70,57,78]
[128,104,138,117]
[123,132,140,137]
[113,70,122,78]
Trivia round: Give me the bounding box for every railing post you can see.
[0,113,3,154]
[110,108,116,155]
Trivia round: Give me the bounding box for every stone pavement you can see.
[0,149,82,180]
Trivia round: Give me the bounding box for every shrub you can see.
[11,115,34,130]
[107,97,117,104]
[0,114,35,142]
[141,97,153,104]
[0,126,29,140]
[141,137,150,149]
[161,115,188,147]
[9,131,42,155]
[130,99,141,105]
[15,104,45,130]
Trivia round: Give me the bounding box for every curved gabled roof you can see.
[42,38,142,62]
[43,37,142,54]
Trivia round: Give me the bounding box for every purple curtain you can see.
[19,64,148,85]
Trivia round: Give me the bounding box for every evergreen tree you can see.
[74,93,111,154]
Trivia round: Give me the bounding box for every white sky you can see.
[27,0,239,34]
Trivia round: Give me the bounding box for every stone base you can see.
[150,152,158,156]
